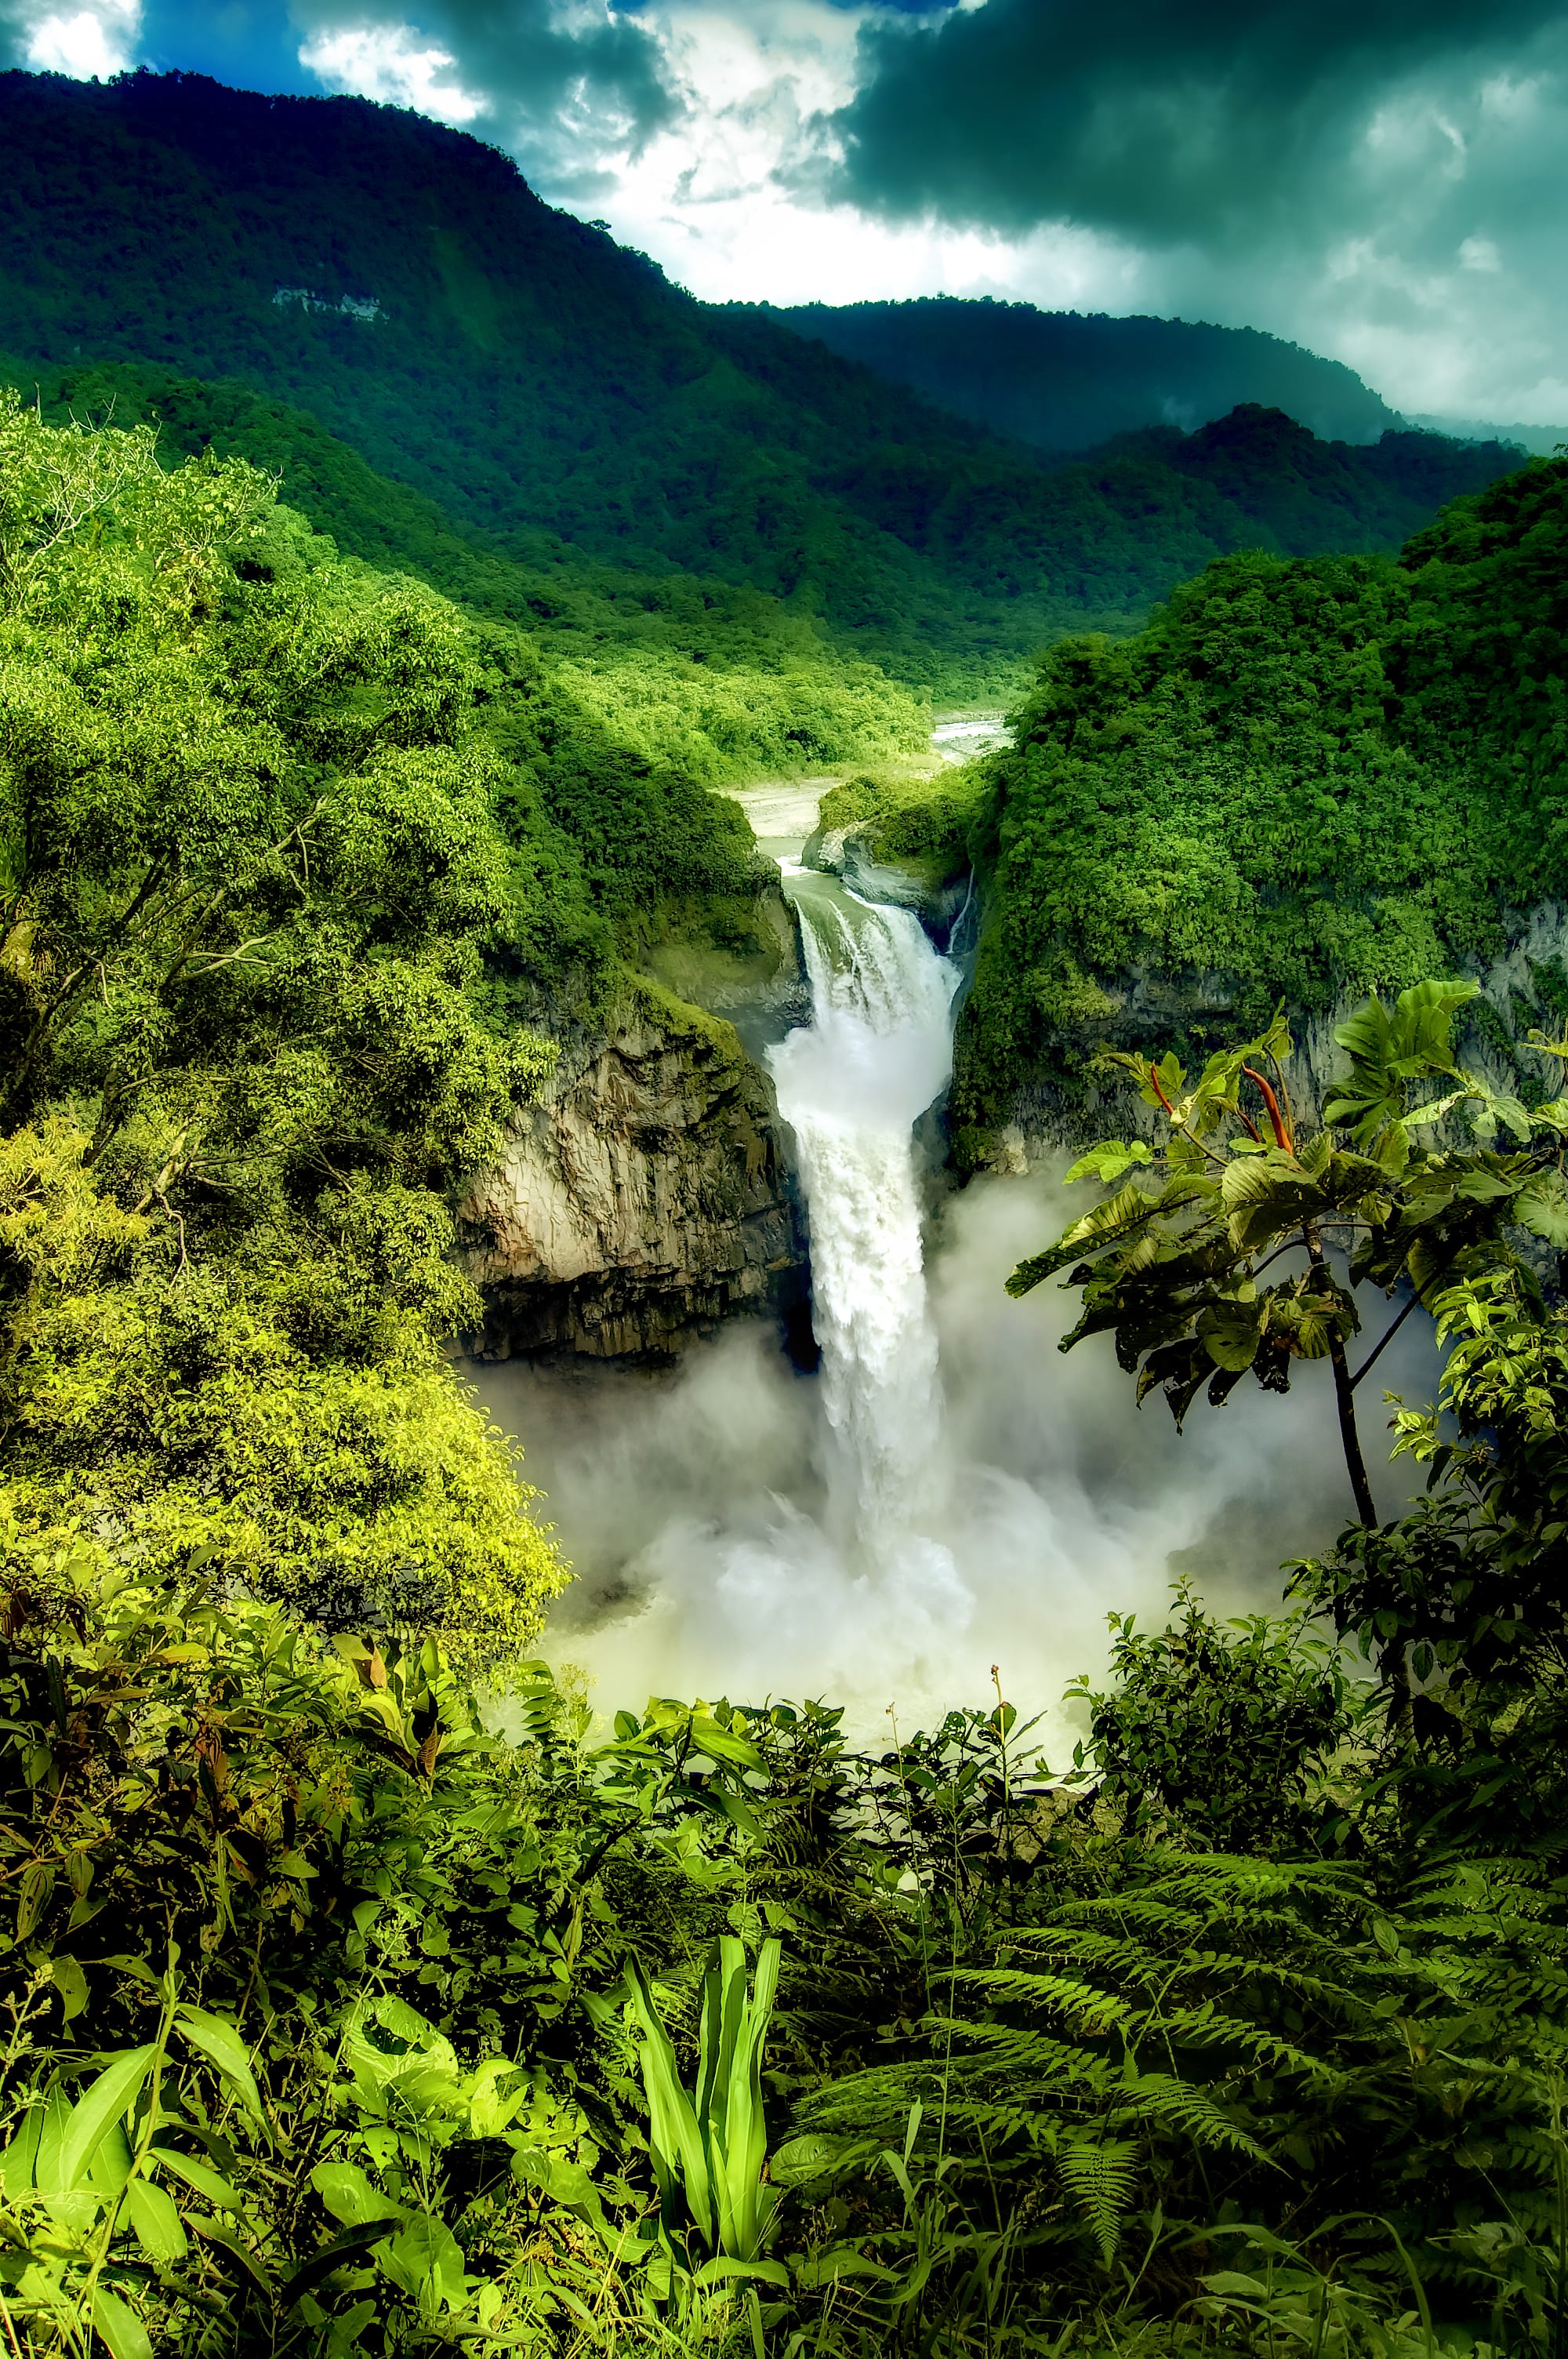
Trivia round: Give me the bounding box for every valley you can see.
[3,53,1568,2359]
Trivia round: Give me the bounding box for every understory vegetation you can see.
[5,393,1568,2359]
[6,948,1568,2358]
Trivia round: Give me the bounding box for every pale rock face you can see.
[993,902,1568,1167]
[462,1015,805,1362]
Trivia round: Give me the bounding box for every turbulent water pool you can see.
[474,739,1437,1741]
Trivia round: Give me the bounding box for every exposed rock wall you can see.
[985,903,1568,1172]
[458,856,815,1364]
[463,998,807,1364]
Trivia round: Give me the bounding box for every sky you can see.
[3,0,1566,426]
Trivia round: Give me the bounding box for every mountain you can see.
[1410,413,1568,458]
[950,451,1568,1157]
[0,70,1524,693]
[766,298,1399,454]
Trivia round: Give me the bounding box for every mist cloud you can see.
[470,1169,1439,1746]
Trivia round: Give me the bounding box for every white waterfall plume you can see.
[767,874,958,1551]
[474,759,1443,1736]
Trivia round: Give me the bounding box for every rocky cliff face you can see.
[982,903,1568,1171]
[463,887,811,1363]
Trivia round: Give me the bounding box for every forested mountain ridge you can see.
[947,451,1568,1157]
[768,296,1399,453]
[0,68,1524,692]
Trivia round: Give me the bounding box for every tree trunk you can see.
[1304,1223,1378,1528]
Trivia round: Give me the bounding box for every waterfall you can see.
[767,874,960,1556]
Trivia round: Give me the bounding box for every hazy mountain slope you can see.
[0,70,1525,692]
[768,298,1399,453]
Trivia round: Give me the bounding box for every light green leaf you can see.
[1517,1172,1568,1246]
[149,2144,241,2212]
[17,1860,55,1942]
[466,2059,531,2138]
[49,1955,88,2023]
[1196,1302,1263,1374]
[310,2161,403,2228]
[56,2046,158,2192]
[376,2215,466,2307]
[174,2005,264,2124]
[1064,1140,1153,1184]
[1007,1181,1160,1297]
[92,2287,154,2359]
[126,2177,189,2263]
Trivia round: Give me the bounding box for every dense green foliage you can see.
[0,391,588,1644]
[13,361,933,787]
[0,71,1523,695]
[954,453,1568,1153]
[8,1252,1568,2357]
[768,298,1399,452]
[7,127,1568,2359]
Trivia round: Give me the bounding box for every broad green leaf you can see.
[466,2059,531,2138]
[1007,1181,1160,1296]
[56,2046,158,2191]
[149,2144,241,2211]
[694,2256,790,2289]
[771,2133,852,2187]
[1196,1303,1263,1374]
[310,2161,403,2228]
[175,2005,264,2123]
[1064,1140,1153,1184]
[792,2246,897,2287]
[92,2288,154,2359]
[17,1860,55,1941]
[509,2147,602,2221]
[376,2214,466,2308]
[49,1954,88,2023]
[1517,1172,1568,1246]
[126,2177,189,2263]
[0,2104,44,2196]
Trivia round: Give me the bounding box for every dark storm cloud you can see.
[828,0,1567,245]
[296,0,678,188]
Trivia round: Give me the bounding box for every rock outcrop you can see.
[982,903,1568,1172]
[802,818,972,934]
[463,990,807,1364]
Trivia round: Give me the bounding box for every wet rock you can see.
[461,1000,807,1365]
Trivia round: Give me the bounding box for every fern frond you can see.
[1055,2135,1140,2266]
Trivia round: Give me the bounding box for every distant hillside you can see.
[1411,413,1568,459]
[0,71,1524,693]
[768,299,1398,454]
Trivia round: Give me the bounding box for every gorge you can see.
[470,751,1441,1736]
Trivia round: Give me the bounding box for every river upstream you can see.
[477,735,1436,1743]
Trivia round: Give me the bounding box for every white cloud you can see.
[299,20,484,122]
[514,0,1144,311]
[275,0,1568,422]
[24,0,138,76]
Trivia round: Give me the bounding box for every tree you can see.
[1007,980,1568,1528]
[0,391,564,1642]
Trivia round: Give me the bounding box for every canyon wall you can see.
[463,889,810,1362]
